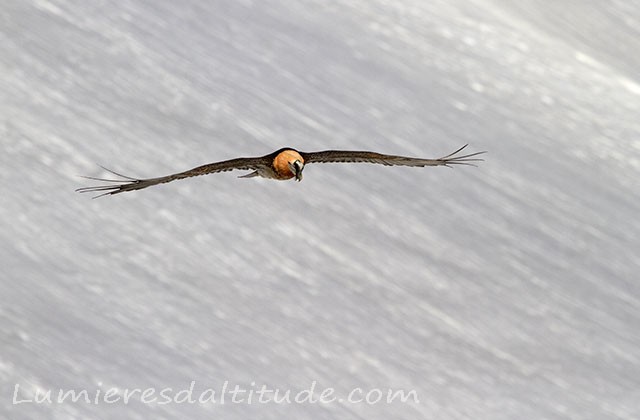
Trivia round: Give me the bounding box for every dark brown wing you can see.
[300,144,485,167]
[76,156,269,198]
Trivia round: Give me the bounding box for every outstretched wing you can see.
[300,144,485,167]
[76,156,268,198]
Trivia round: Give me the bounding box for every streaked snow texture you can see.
[1,1,639,419]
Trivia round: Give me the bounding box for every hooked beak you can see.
[289,160,304,182]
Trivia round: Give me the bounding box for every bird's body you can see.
[247,148,305,180]
[77,145,485,197]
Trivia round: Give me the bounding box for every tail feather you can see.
[238,171,259,178]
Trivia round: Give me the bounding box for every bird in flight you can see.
[77,144,485,198]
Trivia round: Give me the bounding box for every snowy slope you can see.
[1,0,639,419]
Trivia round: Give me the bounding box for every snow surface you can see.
[1,0,639,419]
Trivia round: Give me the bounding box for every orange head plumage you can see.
[273,149,305,181]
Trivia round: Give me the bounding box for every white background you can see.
[1,0,639,418]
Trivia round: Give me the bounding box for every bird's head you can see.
[288,159,304,182]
